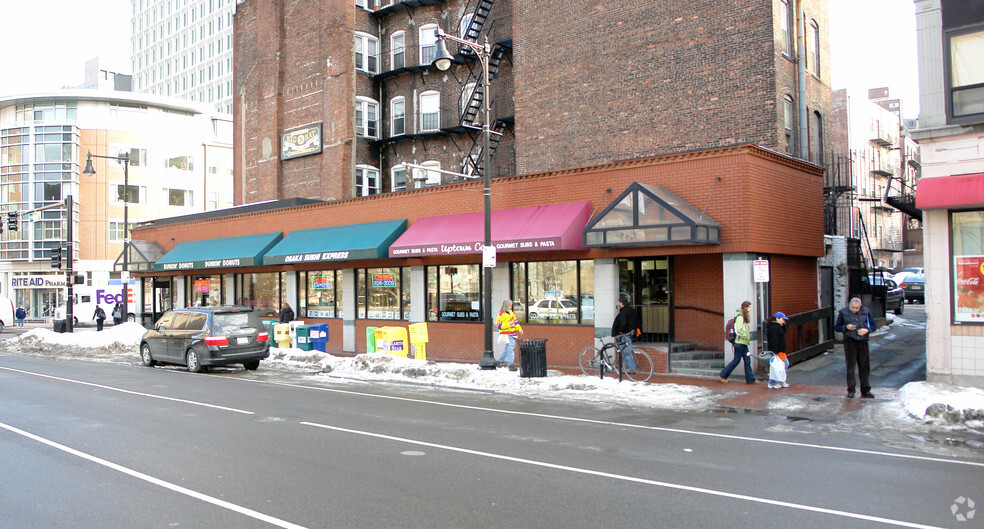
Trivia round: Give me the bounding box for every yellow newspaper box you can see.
[408,322,429,361]
[273,323,292,348]
[374,326,408,357]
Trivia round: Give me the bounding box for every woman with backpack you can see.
[718,301,759,384]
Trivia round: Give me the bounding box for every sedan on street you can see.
[898,274,926,303]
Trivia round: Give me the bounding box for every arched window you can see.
[416,160,441,188]
[355,165,380,196]
[390,96,406,137]
[783,95,795,155]
[391,165,408,192]
[810,110,824,164]
[355,32,379,73]
[809,20,820,76]
[356,96,379,139]
[419,90,440,132]
[461,82,477,123]
[419,24,437,65]
[390,31,405,70]
[459,13,474,38]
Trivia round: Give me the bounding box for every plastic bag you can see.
[769,355,787,383]
[497,333,510,345]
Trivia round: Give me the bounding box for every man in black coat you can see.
[611,295,641,371]
[834,297,876,399]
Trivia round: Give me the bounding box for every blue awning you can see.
[153,232,283,271]
[262,219,407,265]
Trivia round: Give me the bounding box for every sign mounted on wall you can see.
[280,123,323,160]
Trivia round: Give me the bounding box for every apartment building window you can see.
[946,27,984,121]
[779,0,792,56]
[356,97,379,139]
[810,111,824,164]
[166,188,194,207]
[355,165,380,196]
[461,82,476,122]
[417,160,441,188]
[391,165,407,191]
[809,20,820,77]
[355,32,379,74]
[116,184,146,205]
[391,32,405,70]
[109,221,137,242]
[419,91,440,132]
[459,14,474,38]
[419,24,437,65]
[390,96,405,136]
[783,95,795,155]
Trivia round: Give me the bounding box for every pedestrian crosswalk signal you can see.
[50,246,62,269]
[6,211,17,231]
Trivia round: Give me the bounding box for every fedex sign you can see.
[96,288,134,305]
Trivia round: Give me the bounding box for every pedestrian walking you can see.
[495,299,523,371]
[112,302,123,325]
[93,305,107,331]
[611,295,641,372]
[765,311,789,389]
[718,301,759,384]
[15,304,26,327]
[279,304,295,323]
[834,297,876,399]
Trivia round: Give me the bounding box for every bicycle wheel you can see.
[578,345,603,377]
[624,349,654,382]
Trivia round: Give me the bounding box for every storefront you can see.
[10,272,68,319]
[130,145,825,370]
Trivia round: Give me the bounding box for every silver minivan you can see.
[139,306,270,372]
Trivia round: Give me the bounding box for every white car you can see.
[528,299,578,321]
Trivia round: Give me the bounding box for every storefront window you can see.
[356,267,407,320]
[511,260,593,325]
[952,210,984,323]
[236,272,282,320]
[302,270,341,318]
[186,275,222,307]
[426,264,482,321]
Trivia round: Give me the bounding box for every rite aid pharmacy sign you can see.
[12,275,67,288]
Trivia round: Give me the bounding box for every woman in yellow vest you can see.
[495,299,524,371]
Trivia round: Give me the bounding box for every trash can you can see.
[374,326,408,358]
[518,339,548,378]
[53,319,68,333]
[366,326,378,353]
[273,323,292,348]
[309,324,329,352]
[295,324,313,351]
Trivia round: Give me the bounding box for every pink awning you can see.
[916,173,984,210]
[389,201,590,258]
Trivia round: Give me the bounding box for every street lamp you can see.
[82,151,131,324]
[432,28,499,370]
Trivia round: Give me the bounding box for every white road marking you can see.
[0,421,307,529]
[257,379,984,469]
[302,421,946,529]
[0,365,254,415]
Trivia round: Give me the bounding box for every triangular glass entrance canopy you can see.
[114,240,165,272]
[583,183,721,247]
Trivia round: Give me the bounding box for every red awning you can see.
[916,173,984,210]
[389,201,590,258]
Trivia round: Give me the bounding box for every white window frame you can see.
[391,165,408,192]
[390,96,405,137]
[164,188,194,207]
[416,160,441,188]
[391,31,405,70]
[461,82,477,122]
[355,32,379,74]
[419,90,440,132]
[355,165,380,196]
[419,24,438,66]
[356,97,379,139]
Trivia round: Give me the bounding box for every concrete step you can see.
[669,367,723,378]
[669,350,724,362]
[670,359,725,370]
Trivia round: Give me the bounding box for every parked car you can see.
[528,298,578,321]
[898,274,925,303]
[139,306,270,372]
[862,275,905,315]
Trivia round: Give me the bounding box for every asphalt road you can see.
[1,345,980,529]
[790,304,927,389]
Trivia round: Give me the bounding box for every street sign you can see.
[753,259,770,283]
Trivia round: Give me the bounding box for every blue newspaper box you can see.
[309,324,330,352]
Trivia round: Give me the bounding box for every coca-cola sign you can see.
[955,256,984,323]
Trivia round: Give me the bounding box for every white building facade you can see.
[911,0,984,388]
[0,91,232,321]
[130,0,235,114]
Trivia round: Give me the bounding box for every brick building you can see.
[129,0,833,372]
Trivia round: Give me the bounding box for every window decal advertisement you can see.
[955,255,984,322]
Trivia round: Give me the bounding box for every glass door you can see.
[618,258,671,342]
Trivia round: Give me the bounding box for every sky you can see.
[0,0,921,117]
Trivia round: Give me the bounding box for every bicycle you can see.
[578,332,654,382]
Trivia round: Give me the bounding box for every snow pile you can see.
[266,347,721,410]
[2,323,147,361]
[899,382,984,429]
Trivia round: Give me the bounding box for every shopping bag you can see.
[497,333,510,345]
[769,356,787,383]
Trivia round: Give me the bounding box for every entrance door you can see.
[618,258,670,342]
[152,279,172,324]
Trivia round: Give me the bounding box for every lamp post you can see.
[432,29,499,370]
[82,151,131,325]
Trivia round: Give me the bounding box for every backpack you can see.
[725,316,737,343]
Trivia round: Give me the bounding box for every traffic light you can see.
[50,246,62,269]
[6,211,17,232]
